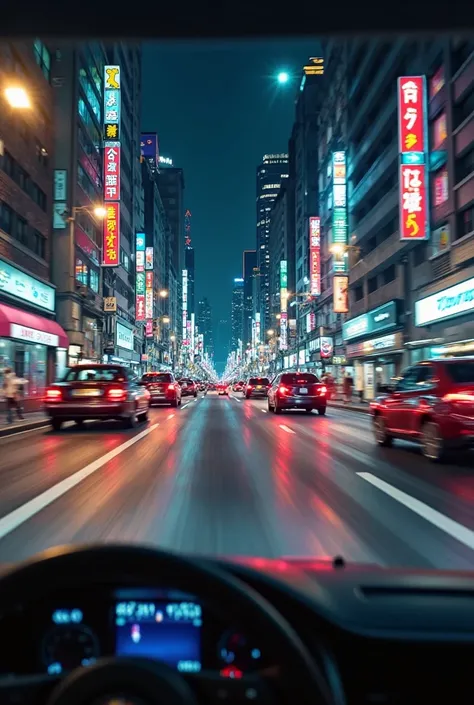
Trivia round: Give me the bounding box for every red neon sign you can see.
[309,217,321,296]
[102,202,120,266]
[398,76,426,153]
[399,164,428,240]
[104,146,121,201]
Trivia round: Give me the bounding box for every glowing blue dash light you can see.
[277,71,289,84]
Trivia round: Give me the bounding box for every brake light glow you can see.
[168,384,175,391]
[107,388,127,401]
[319,385,327,395]
[45,388,62,401]
[278,385,290,395]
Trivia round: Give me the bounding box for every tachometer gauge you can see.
[42,624,99,674]
[217,630,262,672]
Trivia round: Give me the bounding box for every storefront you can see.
[104,320,142,376]
[0,257,69,408]
[409,275,474,363]
[342,301,403,400]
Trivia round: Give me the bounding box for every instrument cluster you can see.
[0,587,270,679]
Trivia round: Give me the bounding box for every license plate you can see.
[299,388,308,394]
[72,389,102,397]
[256,385,262,389]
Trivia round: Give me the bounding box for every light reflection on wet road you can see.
[0,392,474,569]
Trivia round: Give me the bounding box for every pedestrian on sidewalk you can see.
[2,368,27,424]
[343,372,353,404]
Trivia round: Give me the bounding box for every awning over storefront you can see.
[0,303,69,348]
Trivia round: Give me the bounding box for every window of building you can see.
[0,201,13,234]
[35,143,49,167]
[429,66,445,98]
[79,67,101,122]
[453,87,474,131]
[32,230,46,259]
[75,259,88,286]
[15,216,28,246]
[432,113,447,149]
[33,39,51,81]
[414,241,427,266]
[89,268,99,293]
[457,205,474,238]
[383,264,395,284]
[455,146,474,185]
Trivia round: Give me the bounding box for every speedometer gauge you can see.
[217,630,262,672]
[42,624,99,674]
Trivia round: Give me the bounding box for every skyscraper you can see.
[231,278,244,353]
[242,250,257,349]
[197,297,213,357]
[256,153,289,333]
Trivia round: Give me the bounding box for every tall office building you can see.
[242,250,257,349]
[231,277,244,353]
[51,41,143,372]
[256,153,289,332]
[197,296,213,357]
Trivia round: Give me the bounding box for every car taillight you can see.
[46,388,62,401]
[318,385,327,395]
[168,383,175,390]
[278,385,290,395]
[107,387,127,401]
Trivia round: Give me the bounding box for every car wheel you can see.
[373,415,392,447]
[274,402,282,414]
[125,412,138,429]
[305,408,313,414]
[171,399,178,408]
[51,419,63,431]
[421,420,445,462]
[194,392,197,398]
[267,398,272,411]
[317,407,326,416]
[75,419,84,427]
[139,409,149,422]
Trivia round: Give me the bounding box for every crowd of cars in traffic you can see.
[42,357,474,463]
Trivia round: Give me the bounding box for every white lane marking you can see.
[0,420,75,441]
[181,403,191,409]
[167,414,175,420]
[233,397,241,403]
[0,423,160,541]
[279,424,295,434]
[261,409,267,413]
[358,472,474,551]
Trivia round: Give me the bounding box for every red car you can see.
[217,383,229,395]
[178,378,198,397]
[267,372,327,414]
[371,358,474,462]
[44,364,150,431]
[140,372,182,407]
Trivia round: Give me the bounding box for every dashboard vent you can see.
[359,586,474,599]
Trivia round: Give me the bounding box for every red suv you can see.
[371,358,474,462]
[178,378,198,397]
[267,372,327,414]
[140,372,181,407]
[44,364,150,430]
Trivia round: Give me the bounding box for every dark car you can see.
[44,364,150,431]
[245,377,271,399]
[178,378,198,397]
[267,372,327,414]
[140,372,181,407]
[371,358,474,462]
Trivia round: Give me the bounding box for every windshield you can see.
[142,373,173,383]
[2,34,474,576]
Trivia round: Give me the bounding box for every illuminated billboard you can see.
[102,65,121,267]
[398,76,429,241]
[182,269,188,345]
[332,151,347,273]
[280,260,288,351]
[309,217,321,296]
[333,275,349,314]
[140,133,159,170]
[135,233,146,321]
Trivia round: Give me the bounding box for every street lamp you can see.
[162,316,170,324]
[277,71,289,85]
[159,289,168,298]
[267,329,275,337]
[5,86,31,109]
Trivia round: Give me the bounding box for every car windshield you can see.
[4,32,474,577]
[64,367,126,382]
[281,373,319,384]
[142,374,173,383]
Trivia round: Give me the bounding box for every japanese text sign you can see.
[104,66,121,127]
[398,76,426,153]
[399,165,428,240]
[102,203,120,266]
[146,271,153,289]
[136,295,145,321]
[104,146,121,201]
[309,217,321,296]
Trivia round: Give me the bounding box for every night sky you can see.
[142,38,320,362]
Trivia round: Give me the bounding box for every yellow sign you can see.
[104,65,120,90]
[104,297,117,312]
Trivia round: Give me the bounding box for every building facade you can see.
[231,278,244,354]
[0,40,68,405]
[242,249,257,350]
[197,296,213,358]
[256,153,289,333]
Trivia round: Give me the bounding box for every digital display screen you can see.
[115,601,202,673]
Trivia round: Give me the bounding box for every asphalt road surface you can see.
[0,391,473,569]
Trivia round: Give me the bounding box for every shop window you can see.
[75,258,88,286]
[90,268,99,293]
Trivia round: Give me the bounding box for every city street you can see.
[0,392,473,569]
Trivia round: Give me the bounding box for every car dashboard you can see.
[1,556,474,704]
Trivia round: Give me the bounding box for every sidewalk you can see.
[0,411,50,437]
[328,399,370,414]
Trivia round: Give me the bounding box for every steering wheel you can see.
[0,544,334,705]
